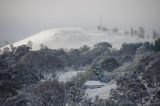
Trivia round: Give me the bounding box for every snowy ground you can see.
[57,70,117,100]
[57,70,85,82]
[41,73,54,82]
[85,80,117,99]
[1,27,154,51]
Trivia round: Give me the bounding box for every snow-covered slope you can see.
[85,80,116,99]
[1,27,154,50]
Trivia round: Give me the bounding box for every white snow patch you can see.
[85,80,117,99]
[85,81,106,86]
[57,70,85,82]
[40,73,54,82]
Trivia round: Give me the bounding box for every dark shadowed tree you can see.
[112,28,119,33]
[102,27,108,31]
[100,57,119,72]
[97,26,102,30]
[154,38,160,52]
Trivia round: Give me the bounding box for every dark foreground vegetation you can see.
[0,39,160,106]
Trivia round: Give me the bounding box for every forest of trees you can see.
[0,38,160,106]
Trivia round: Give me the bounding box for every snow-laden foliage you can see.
[0,40,160,106]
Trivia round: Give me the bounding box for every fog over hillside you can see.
[0,0,160,45]
[0,27,154,51]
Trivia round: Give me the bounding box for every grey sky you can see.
[0,0,160,46]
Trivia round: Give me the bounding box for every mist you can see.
[0,0,160,46]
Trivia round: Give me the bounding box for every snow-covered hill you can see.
[1,27,154,50]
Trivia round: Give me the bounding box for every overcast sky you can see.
[0,0,160,45]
